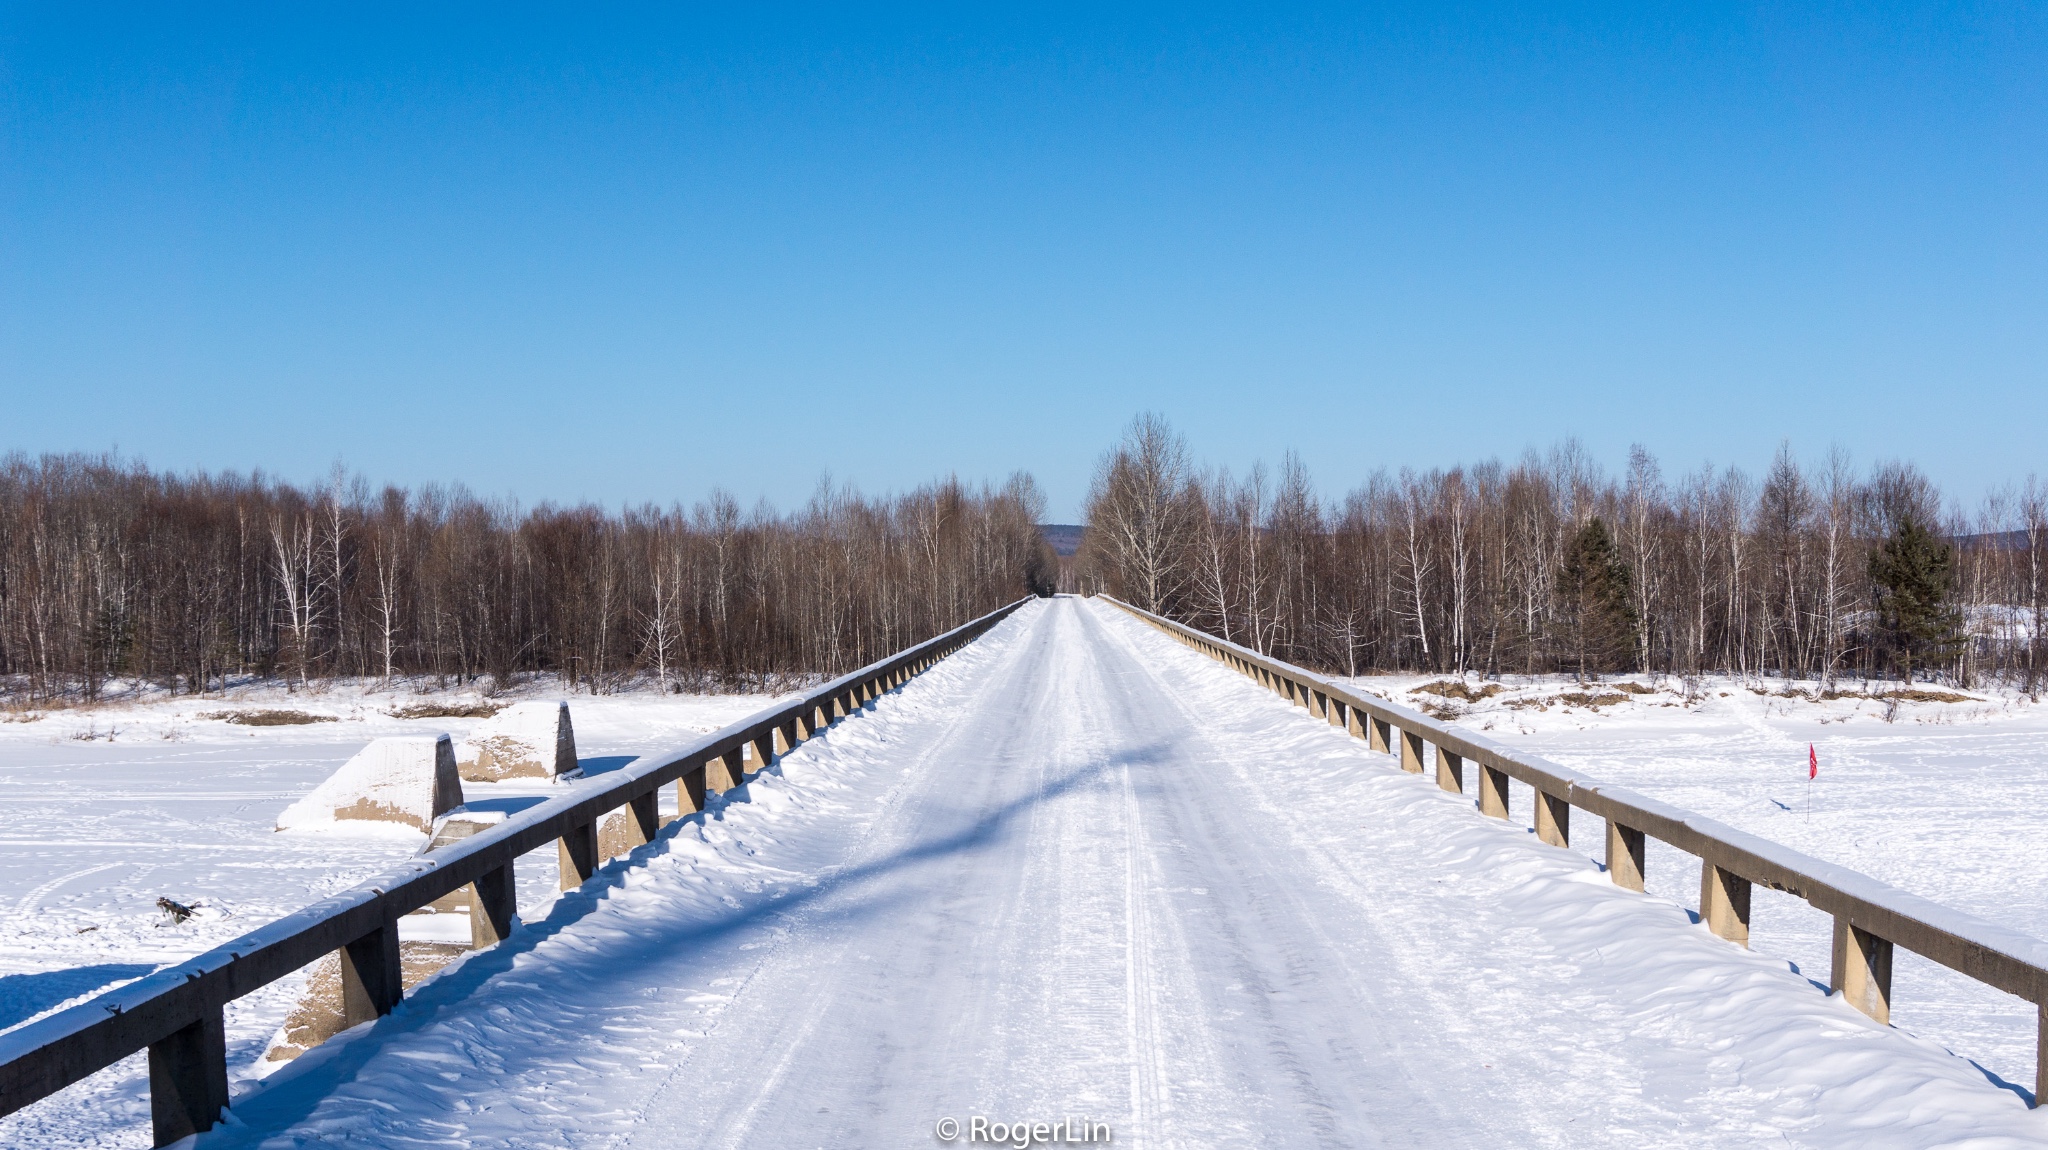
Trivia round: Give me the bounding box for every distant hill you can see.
[1959,530,2039,551]
[1039,524,1083,557]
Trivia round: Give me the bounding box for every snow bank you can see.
[459,701,577,782]
[275,735,464,836]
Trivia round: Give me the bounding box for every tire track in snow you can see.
[1076,601,1495,1148]
[13,862,127,919]
[624,604,1053,1149]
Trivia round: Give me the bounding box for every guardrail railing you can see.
[0,598,1033,1146]
[1100,594,2048,1104]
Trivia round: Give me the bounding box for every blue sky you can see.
[4,4,2043,519]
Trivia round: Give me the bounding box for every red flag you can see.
[1809,744,1818,780]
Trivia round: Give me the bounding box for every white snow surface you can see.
[7,600,2048,1146]
[12,597,2032,1148]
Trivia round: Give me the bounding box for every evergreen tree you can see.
[1868,514,1962,681]
[1560,517,1636,678]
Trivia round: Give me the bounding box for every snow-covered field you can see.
[0,680,785,1146]
[1337,668,2048,1106]
[6,602,2048,1147]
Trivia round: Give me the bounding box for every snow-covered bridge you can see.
[7,597,2048,1147]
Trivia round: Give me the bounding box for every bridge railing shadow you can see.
[231,680,1152,1136]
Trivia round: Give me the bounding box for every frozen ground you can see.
[4,598,2037,1148]
[0,680,784,1146]
[1339,666,2048,1107]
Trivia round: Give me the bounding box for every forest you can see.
[9,417,2042,703]
[0,453,1056,701]
[1080,416,2047,690]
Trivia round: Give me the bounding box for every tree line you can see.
[0,453,1057,701]
[1081,416,2047,690]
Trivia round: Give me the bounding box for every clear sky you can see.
[4,4,2044,519]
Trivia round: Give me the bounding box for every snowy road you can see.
[138,600,2048,1146]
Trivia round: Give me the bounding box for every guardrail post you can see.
[147,1003,229,1145]
[1700,863,1751,947]
[707,751,741,792]
[1369,717,1392,754]
[470,861,517,948]
[558,821,598,890]
[1435,747,1463,794]
[1399,729,1425,774]
[340,919,403,1025]
[1831,917,1893,1023]
[1345,704,1365,738]
[1606,823,1646,891]
[1479,764,1510,818]
[752,731,777,776]
[1309,689,1327,719]
[674,764,707,823]
[626,790,660,846]
[1535,790,1570,847]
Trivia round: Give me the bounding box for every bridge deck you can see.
[204,598,2040,1147]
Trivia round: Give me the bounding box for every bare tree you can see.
[1814,447,1858,689]
[1080,414,1201,613]
[2023,477,2048,695]
[270,509,320,687]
